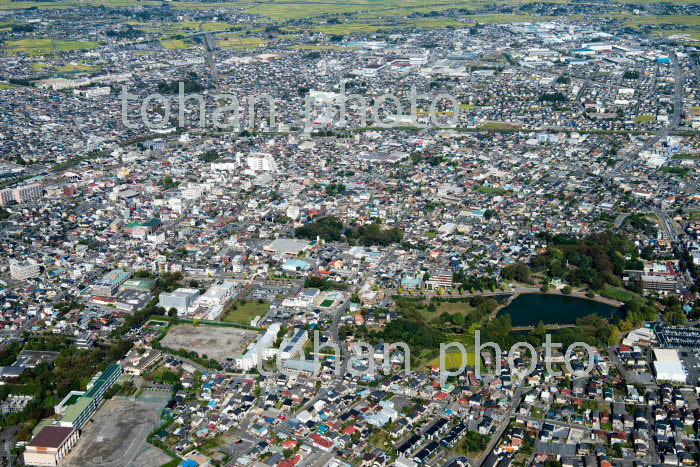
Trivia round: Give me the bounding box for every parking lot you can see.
[249,284,295,302]
[656,325,700,348]
[678,349,700,386]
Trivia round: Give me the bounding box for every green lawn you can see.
[221,301,270,325]
[289,45,356,51]
[661,166,689,177]
[435,301,473,315]
[672,153,700,160]
[427,351,480,370]
[623,14,700,28]
[480,121,522,130]
[600,286,643,304]
[218,36,268,49]
[56,63,95,72]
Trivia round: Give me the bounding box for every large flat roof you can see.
[96,269,131,287]
[653,348,681,363]
[85,363,121,398]
[28,426,74,448]
[60,396,93,423]
[265,238,310,254]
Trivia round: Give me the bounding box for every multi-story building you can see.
[210,158,240,172]
[235,323,281,371]
[158,288,200,315]
[279,328,309,360]
[0,188,12,206]
[24,426,79,466]
[73,87,111,98]
[641,274,677,293]
[0,183,43,206]
[196,281,237,308]
[92,269,131,297]
[123,218,161,238]
[58,364,122,430]
[84,363,122,407]
[247,153,276,172]
[9,258,40,280]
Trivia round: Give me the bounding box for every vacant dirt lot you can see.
[64,391,171,467]
[160,324,257,362]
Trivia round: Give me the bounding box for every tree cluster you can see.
[157,75,203,95]
[295,216,403,246]
[530,231,638,290]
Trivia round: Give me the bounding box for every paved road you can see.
[516,414,593,433]
[613,213,630,228]
[652,207,695,291]
[474,383,525,467]
[611,50,683,177]
[387,286,622,309]
[296,255,391,415]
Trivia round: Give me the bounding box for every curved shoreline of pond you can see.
[493,290,622,327]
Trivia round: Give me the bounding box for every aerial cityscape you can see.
[1,0,700,466]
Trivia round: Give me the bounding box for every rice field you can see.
[289,45,357,51]
[56,63,95,72]
[161,39,189,50]
[218,36,268,49]
[4,38,100,55]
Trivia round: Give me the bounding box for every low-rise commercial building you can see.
[92,269,132,297]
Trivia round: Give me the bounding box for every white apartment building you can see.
[210,158,240,172]
[279,328,309,360]
[10,258,41,280]
[196,281,237,308]
[235,323,281,371]
[73,87,111,98]
[247,153,276,172]
[181,182,208,200]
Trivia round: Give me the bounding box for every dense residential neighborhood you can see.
[1,0,700,467]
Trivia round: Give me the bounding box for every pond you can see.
[497,293,620,327]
